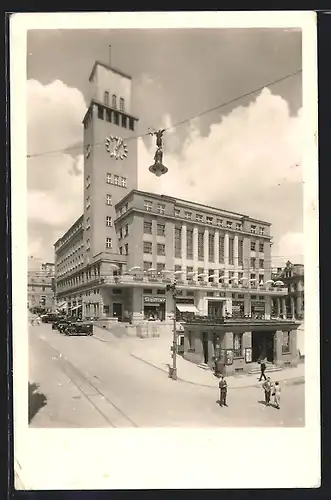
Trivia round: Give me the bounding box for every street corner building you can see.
[28,258,56,311]
[53,56,301,371]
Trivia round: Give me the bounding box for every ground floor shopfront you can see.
[182,320,299,375]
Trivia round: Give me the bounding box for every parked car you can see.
[42,313,62,323]
[52,317,71,332]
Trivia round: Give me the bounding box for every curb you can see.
[130,353,305,390]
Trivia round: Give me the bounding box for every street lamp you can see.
[166,280,179,380]
[148,128,168,177]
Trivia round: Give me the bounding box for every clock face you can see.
[105,136,128,160]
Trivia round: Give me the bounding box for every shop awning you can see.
[176,304,199,313]
[71,304,82,311]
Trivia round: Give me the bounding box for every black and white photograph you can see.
[11,11,320,490]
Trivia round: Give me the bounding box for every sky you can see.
[27,28,303,268]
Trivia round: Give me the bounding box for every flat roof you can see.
[89,60,132,82]
[115,189,272,225]
[54,214,84,247]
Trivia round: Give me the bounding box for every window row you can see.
[106,173,127,188]
[118,225,129,238]
[250,241,264,252]
[143,242,166,256]
[143,221,166,236]
[250,258,264,269]
[250,224,265,235]
[97,104,134,131]
[103,92,125,111]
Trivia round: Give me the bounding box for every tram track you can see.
[34,332,139,428]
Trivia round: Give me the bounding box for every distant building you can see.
[28,258,55,311]
[273,261,304,320]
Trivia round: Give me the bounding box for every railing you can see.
[181,314,294,325]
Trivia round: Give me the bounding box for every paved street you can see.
[29,322,305,428]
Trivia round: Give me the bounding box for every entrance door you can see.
[202,331,209,364]
[252,331,275,362]
[113,303,123,321]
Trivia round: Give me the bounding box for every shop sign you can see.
[144,296,166,304]
[176,297,195,304]
[245,348,252,363]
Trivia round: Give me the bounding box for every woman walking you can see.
[272,381,281,409]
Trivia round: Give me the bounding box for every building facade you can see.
[28,260,55,311]
[272,261,304,320]
[54,57,289,327]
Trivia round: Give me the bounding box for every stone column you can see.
[274,330,284,367]
[276,298,281,318]
[264,296,271,320]
[215,230,220,266]
[281,298,287,319]
[296,295,303,318]
[224,233,229,281]
[244,295,250,316]
[132,288,144,321]
[193,226,198,273]
[181,224,187,271]
[290,328,298,366]
[234,235,239,275]
[291,297,295,319]
[204,228,209,276]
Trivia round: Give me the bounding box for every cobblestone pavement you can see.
[29,323,305,428]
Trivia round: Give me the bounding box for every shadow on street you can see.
[28,382,47,424]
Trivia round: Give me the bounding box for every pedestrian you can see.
[262,377,272,406]
[36,315,41,326]
[219,375,228,407]
[272,381,281,409]
[259,357,267,381]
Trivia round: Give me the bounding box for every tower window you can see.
[120,98,125,111]
[113,175,119,186]
[121,177,127,188]
[106,216,112,227]
[97,105,104,120]
[106,194,112,206]
[106,173,112,184]
[104,91,109,105]
[121,115,127,128]
[112,94,117,109]
[114,112,119,125]
[106,109,112,122]
[129,118,134,131]
[106,237,112,249]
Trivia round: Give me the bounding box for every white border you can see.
[11,11,320,490]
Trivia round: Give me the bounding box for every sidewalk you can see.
[128,334,305,389]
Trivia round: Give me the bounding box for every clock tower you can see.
[82,60,139,263]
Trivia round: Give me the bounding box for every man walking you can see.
[219,375,228,407]
[262,377,272,406]
[259,357,267,381]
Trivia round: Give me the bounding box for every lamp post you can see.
[166,281,178,380]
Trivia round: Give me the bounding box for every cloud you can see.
[27,79,86,260]
[273,231,304,266]
[138,87,302,262]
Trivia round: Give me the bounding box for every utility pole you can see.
[166,281,178,380]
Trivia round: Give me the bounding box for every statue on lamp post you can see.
[148,128,168,177]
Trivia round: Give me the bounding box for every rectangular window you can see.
[229,237,234,265]
[129,118,134,131]
[97,105,104,119]
[119,247,123,255]
[174,208,180,217]
[184,211,192,220]
[104,91,109,105]
[125,225,129,236]
[196,214,203,222]
[157,288,165,295]
[186,228,193,259]
[250,273,256,280]
[233,333,244,358]
[208,269,215,283]
[113,175,119,186]
[206,216,213,225]
[251,225,257,234]
[236,222,242,231]
[144,221,152,234]
[106,194,112,206]
[121,177,127,188]
[238,239,243,265]
[114,112,119,125]
[259,227,265,235]
[119,228,123,239]
[106,237,112,249]
[157,203,166,215]
[125,243,128,255]
[282,331,290,353]
[259,274,264,283]
[259,259,264,268]
[143,261,152,272]
[227,221,233,229]
[157,244,166,256]
[125,203,128,212]
[112,94,117,108]
[250,257,256,268]
[86,196,91,209]
[238,272,244,281]
[219,235,224,263]
[157,262,165,274]
[144,200,152,212]
[187,291,194,297]
[143,242,152,254]
[85,175,91,189]
[174,227,182,258]
[143,288,153,294]
[106,109,112,122]
[250,241,256,251]
[259,243,264,253]
[216,218,223,227]
[106,173,112,184]
[186,266,194,276]
[106,216,112,227]
[86,217,91,229]
[197,267,204,281]
[198,231,204,260]
[120,97,124,111]
[174,265,182,273]
[157,223,165,236]
[121,115,127,128]
[208,233,215,262]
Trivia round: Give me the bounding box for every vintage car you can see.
[42,313,62,324]
[64,320,93,336]
[52,317,70,331]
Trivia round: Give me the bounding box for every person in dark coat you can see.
[262,377,272,406]
[219,376,228,407]
[259,358,267,381]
